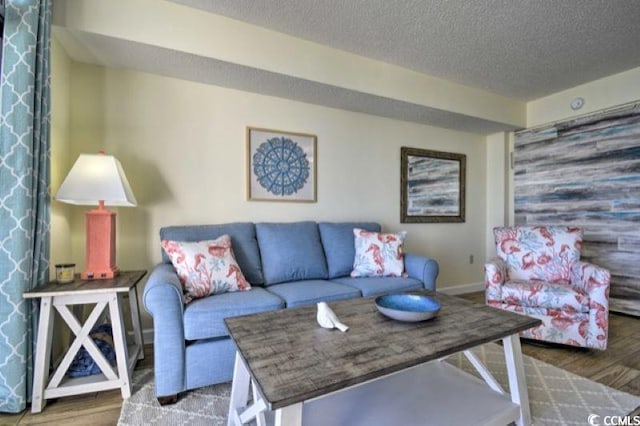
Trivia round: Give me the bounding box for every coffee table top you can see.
[225,290,540,410]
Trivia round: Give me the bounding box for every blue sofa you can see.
[143,221,439,401]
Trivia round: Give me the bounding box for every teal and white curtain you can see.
[0,0,51,413]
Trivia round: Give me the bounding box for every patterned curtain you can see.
[0,0,51,413]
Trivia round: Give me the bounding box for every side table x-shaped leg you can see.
[30,286,144,413]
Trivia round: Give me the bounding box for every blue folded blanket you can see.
[68,323,116,377]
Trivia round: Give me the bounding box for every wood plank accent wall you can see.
[514,108,640,316]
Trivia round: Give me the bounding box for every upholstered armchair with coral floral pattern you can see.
[485,226,610,350]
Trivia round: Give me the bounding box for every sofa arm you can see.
[485,258,507,305]
[142,263,187,397]
[405,253,439,291]
[571,261,610,350]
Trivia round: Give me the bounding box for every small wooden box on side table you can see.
[23,270,147,413]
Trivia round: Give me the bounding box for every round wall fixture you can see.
[570,97,585,110]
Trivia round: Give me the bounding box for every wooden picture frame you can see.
[401,147,466,223]
[247,127,317,202]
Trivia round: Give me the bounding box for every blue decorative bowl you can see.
[374,294,441,322]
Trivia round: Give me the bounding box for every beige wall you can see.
[527,66,640,127]
[53,40,640,333]
[54,0,525,128]
[56,62,489,327]
[485,132,510,260]
[49,37,74,359]
[50,36,73,275]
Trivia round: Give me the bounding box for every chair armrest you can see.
[405,253,439,291]
[484,258,507,304]
[142,263,187,397]
[571,261,611,350]
[571,261,611,304]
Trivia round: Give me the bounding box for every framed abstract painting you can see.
[247,127,317,202]
[400,147,466,223]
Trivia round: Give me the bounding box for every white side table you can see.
[24,270,146,413]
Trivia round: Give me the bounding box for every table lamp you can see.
[55,153,137,280]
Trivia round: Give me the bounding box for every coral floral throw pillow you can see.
[161,235,251,303]
[351,228,407,277]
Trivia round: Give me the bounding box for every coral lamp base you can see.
[82,204,120,280]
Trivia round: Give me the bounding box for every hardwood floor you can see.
[0,346,154,426]
[1,291,639,424]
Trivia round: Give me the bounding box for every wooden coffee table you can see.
[225,291,540,426]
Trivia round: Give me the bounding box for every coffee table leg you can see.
[228,352,251,426]
[503,334,531,426]
[275,403,302,426]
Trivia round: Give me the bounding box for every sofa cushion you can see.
[319,222,381,279]
[332,277,423,297]
[161,236,251,303]
[183,287,284,340]
[256,222,329,285]
[265,280,361,308]
[502,280,589,313]
[351,229,407,277]
[160,223,264,285]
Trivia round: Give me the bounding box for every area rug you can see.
[118,343,640,426]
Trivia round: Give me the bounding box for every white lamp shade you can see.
[55,154,137,206]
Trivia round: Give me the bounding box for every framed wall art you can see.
[400,147,466,223]
[247,127,317,202]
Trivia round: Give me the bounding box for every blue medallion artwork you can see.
[252,137,310,196]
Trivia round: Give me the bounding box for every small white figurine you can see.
[316,302,349,332]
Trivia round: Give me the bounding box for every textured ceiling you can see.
[53,0,640,134]
[169,0,640,100]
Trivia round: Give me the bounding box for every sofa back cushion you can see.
[318,222,381,278]
[160,222,264,285]
[256,221,329,285]
[493,226,583,284]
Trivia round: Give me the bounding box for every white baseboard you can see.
[438,282,485,295]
